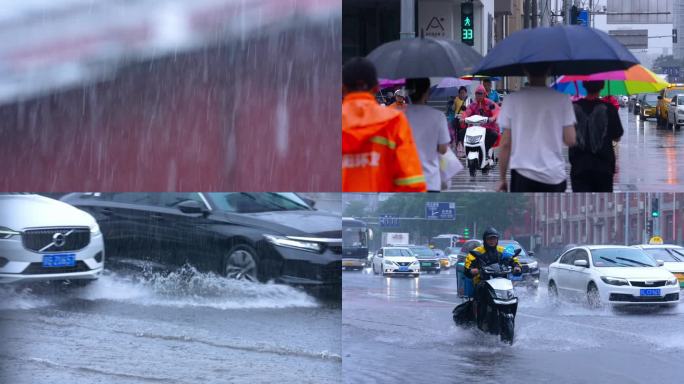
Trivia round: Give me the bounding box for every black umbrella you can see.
[366,37,483,79]
[473,25,640,76]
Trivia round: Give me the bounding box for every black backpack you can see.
[573,102,609,155]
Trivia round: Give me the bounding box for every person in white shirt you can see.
[496,65,576,192]
[403,78,451,192]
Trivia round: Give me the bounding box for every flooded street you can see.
[448,107,684,192]
[0,269,341,384]
[342,268,684,384]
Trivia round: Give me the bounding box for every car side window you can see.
[107,193,156,206]
[559,250,574,265]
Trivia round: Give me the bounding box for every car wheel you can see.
[436,269,441,274]
[223,244,260,282]
[548,281,559,306]
[587,282,601,308]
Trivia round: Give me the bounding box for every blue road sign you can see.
[379,215,400,227]
[578,10,589,26]
[425,202,456,220]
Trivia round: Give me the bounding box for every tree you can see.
[343,200,368,217]
[652,55,684,74]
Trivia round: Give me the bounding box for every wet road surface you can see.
[448,108,684,192]
[342,267,683,384]
[0,269,341,384]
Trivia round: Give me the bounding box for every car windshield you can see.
[410,247,435,257]
[207,193,311,213]
[642,248,684,262]
[384,248,412,256]
[665,89,682,98]
[343,228,367,248]
[591,248,656,267]
[644,94,658,104]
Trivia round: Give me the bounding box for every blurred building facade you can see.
[531,193,684,248]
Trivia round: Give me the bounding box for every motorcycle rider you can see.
[459,85,500,173]
[464,227,521,326]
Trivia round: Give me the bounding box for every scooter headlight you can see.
[494,289,515,300]
[465,135,482,145]
[527,261,538,269]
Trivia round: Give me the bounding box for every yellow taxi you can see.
[638,93,659,120]
[657,84,684,125]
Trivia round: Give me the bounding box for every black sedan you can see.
[61,193,341,290]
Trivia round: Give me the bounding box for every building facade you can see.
[531,193,684,247]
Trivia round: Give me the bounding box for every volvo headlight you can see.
[666,277,678,286]
[264,234,322,252]
[600,276,629,286]
[90,222,101,236]
[0,226,20,239]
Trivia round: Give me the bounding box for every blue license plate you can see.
[508,274,523,281]
[399,266,409,272]
[640,289,661,296]
[42,254,76,268]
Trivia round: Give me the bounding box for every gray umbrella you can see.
[366,37,484,79]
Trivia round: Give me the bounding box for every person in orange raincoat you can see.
[342,58,426,192]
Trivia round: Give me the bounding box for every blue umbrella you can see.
[473,25,639,76]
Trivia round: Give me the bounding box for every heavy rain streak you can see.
[0,0,341,191]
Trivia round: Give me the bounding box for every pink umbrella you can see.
[378,78,405,88]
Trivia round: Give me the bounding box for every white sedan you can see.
[667,93,684,129]
[548,245,679,307]
[633,244,684,289]
[372,247,420,277]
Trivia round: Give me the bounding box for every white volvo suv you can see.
[0,194,104,284]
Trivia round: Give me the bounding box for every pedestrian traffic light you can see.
[464,227,470,239]
[570,5,579,25]
[651,198,660,218]
[646,220,653,236]
[461,2,474,46]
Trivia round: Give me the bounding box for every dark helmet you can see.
[482,227,500,242]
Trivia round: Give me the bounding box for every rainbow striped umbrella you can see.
[552,64,668,96]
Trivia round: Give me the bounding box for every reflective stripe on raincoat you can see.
[342,92,427,192]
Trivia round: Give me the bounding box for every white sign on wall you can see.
[418,1,453,39]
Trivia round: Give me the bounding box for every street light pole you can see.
[400,0,415,40]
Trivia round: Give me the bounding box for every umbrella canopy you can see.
[378,78,405,88]
[436,77,473,89]
[473,25,639,76]
[552,65,669,96]
[367,37,483,79]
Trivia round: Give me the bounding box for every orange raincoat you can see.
[342,92,426,192]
